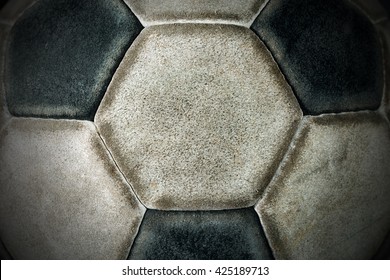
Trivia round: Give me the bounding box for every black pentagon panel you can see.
[380,0,390,15]
[0,0,8,10]
[251,0,383,115]
[373,231,390,260]
[128,208,274,260]
[5,0,143,120]
[0,239,13,260]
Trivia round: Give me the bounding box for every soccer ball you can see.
[0,0,389,260]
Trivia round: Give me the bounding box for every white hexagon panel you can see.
[0,118,145,259]
[256,112,390,259]
[124,0,266,27]
[95,24,302,210]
